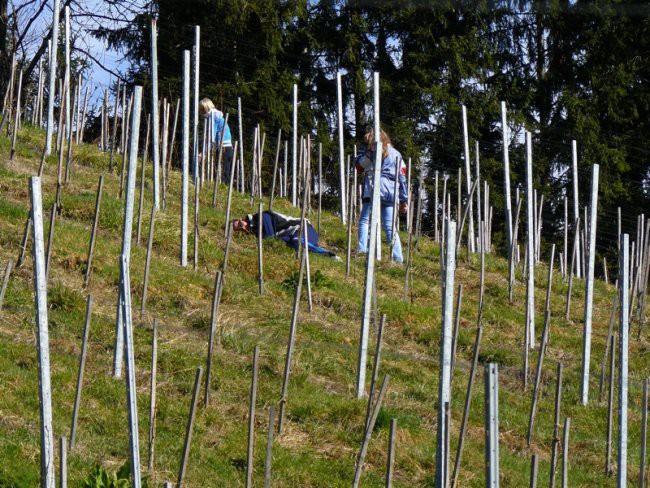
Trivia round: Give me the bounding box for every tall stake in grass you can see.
[529,454,538,488]
[84,176,103,288]
[59,435,67,488]
[618,233,630,487]
[151,19,161,209]
[246,346,260,488]
[258,203,264,294]
[598,285,619,402]
[180,51,190,267]
[0,259,13,311]
[386,418,397,488]
[204,271,223,406]
[136,114,151,245]
[44,203,56,283]
[353,374,390,488]
[177,367,202,488]
[364,314,386,434]
[69,295,92,450]
[524,131,535,381]
[640,378,648,488]
[508,196,523,304]
[45,0,60,156]
[278,242,307,433]
[140,204,156,318]
[562,417,571,488]
[148,319,158,472]
[450,284,463,379]
[549,363,563,488]
[30,176,55,488]
[264,405,275,488]
[9,69,22,161]
[485,362,500,488]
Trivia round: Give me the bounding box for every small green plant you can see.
[82,463,131,488]
[281,268,331,292]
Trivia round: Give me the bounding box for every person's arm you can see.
[398,158,408,203]
[355,145,374,173]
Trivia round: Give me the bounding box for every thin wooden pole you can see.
[69,294,92,450]
[44,203,56,282]
[16,217,31,268]
[352,375,390,488]
[9,69,22,161]
[572,140,581,277]
[386,418,397,488]
[246,346,260,488]
[599,287,619,402]
[450,284,463,379]
[268,129,282,210]
[549,363,563,488]
[364,314,386,434]
[565,217,581,320]
[30,176,55,488]
[529,454,538,488]
[337,72,347,223]
[461,105,475,253]
[140,204,156,318]
[108,81,122,173]
[136,114,151,245]
[291,84,298,206]
[204,271,223,407]
[59,435,67,488]
[606,334,616,476]
[84,176,103,288]
[264,405,275,488]
[508,195,523,304]
[177,367,202,488]
[0,259,13,311]
[148,319,158,472]
[501,102,513,248]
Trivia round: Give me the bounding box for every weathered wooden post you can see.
[485,362,499,488]
[44,204,56,282]
[45,0,60,156]
[264,405,275,488]
[84,176,103,288]
[606,334,616,476]
[29,176,55,488]
[0,259,13,311]
[181,51,190,267]
[386,418,396,488]
[59,435,67,488]
[140,204,156,318]
[356,72,382,399]
[177,367,202,488]
[580,164,600,405]
[549,363,563,488]
[148,319,158,472]
[69,295,92,449]
[9,70,22,161]
[151,19,161,209]
[246,346,260,488]
[619,233,630,488]
[352,375,390,488]
[136,114,151,245]
[529,454,538,488]
[113,87,142,378]
[436,220,456,488]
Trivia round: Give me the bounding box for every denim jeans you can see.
[357,201,403,263]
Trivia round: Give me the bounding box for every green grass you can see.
[0,124,646,487]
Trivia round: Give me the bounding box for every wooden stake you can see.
[136,114,151,245]
[59,435,67,488]
[598,286,619,403]
[606,334,615,476]
[619,234,630,487]
[140,204,156,318]
[16,217,31,268]
[204,271,223,406]
[352,374,390,488]
[45,204,56,282]
[278,241,307,433]
[246,346,260,488]
[386,418,397,488]
[84,176,103,288]
[177,367,203,487]
[364,314,386,434]
[549,363,563,488]
[450,284,463,379]
[529,454,538,488]
[0,259,13,311]
[264,405,275,488]
[108,81,122,173]
[508,195,523,304]
[148,319,158,472]
[69,294,92,450]
[151,19,161,209]
[565,218,581,320]
[9,69,22,161]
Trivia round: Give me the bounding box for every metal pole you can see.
[562,417,571,488]
[337,72,346,223]
[386,418,396,488]
[9,69,22,161]
[525,131,535,364]
[501,101,513,248]
[436,219,456,488]
[64,6,70,145]
[581,164,600,405]
[151,19,160,209]
[485,362,499,488]
[549,363,563,488]
[140,204,156,318]
[113,86,142,379]
[619,233,630,488]
[356,73,382,399]
[29,176,55,488]
[292,84,298,206]
[119,254,142,488]
[148,319,158,472]
[84,176,103,288]
[258,203,264,294]
[264,405,275,488]
[641,378,648,488]
[572,140,581,277]
[181,51,190,266]
[461,104,474,253]
[192,26,200,185]
[45,0,60,156]
[238,97,245,193]
[59,435,67,488]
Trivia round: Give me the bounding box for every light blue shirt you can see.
[207,109,232,146]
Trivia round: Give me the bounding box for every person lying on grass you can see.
[232,210,339,259]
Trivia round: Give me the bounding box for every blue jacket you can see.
[355,144,408,204]
[207,109,232,146]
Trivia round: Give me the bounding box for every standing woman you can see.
[199,98,233,181]
[356,129,408,263]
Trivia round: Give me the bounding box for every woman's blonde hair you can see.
[364,129,391,159]
[199,97,215,116]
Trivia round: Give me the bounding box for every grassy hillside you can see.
[0,125,646,487]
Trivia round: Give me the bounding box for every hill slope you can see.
[0,126,644,487]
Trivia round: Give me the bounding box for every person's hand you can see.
[399,202,408,215]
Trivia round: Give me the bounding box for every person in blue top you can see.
[355,128,408,263]
[199,98,233,182]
